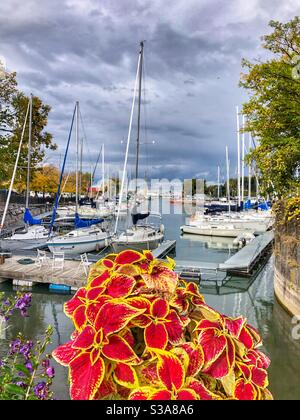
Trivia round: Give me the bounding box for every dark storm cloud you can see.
[0,0,299,182]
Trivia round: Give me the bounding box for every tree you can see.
[0,70,57,186]
[31,164,60,197]
[240,17,300,198]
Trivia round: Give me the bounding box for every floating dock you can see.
[175,231,274,280]
[219,231,274,276]
[152,240,176,258]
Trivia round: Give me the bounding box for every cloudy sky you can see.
[0,0,299,183]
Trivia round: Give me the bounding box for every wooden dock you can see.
[0,255,86,289]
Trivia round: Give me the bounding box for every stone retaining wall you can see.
[274,209,300,316]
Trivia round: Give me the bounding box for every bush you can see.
[53,250,273,400]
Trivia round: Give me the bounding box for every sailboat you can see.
[0,95,49,251]
[46,102,111,255]
[112,41,164,253]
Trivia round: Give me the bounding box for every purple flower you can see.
[15,381,26,388]
[46,367,55,378]
[42,358,50,369]
[9,339,21,355]
[0,360,5,368]
[34,382,48,400]
[15,293,32,317]
[25,361,33,373]
[20,341,33,360]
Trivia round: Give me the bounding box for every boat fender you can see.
[159,224,165,234]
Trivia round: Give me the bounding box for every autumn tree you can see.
[240,17,300,198]
[31,164,60,197]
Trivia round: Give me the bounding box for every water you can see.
[1,203,300,400]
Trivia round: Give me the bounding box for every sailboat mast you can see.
[115,47,141,234]
[241,114,245,206]
[79,136,83,199]
[248,132,252,200]
[75,101,79,213]
[217,165,220,199]
[25,94,33,209]
[135,41,144,194]
[102,143,105,196]
[226,146,231,216]
[236,106,241,208]
[0,101,30,233]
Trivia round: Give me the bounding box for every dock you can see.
[0,233,273,290]
[175,231,274,280]
[219,231,274,275]
[0,255,86,289]
[152,240,176,258]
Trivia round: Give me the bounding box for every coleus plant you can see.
[53,250,273,400]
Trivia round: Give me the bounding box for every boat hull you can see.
[0,238,48,251]
[112,237,163,253]
[47,237,109,255]
[180,225,252,238]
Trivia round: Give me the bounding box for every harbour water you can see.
[0,203,300,400]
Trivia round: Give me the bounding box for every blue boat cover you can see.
[24,208,42,225]
[74,213,104,228]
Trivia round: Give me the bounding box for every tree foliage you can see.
[240,17,300,197]
[0,71,57,185]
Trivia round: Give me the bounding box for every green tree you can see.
[0,70,57,186]
[240,17,300,198]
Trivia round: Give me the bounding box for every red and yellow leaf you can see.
[151,389,172,400]
[142,266,178,295]
[234,378,257,400]
[102,335,138,363]
[69,352,105,400]
[156,351,185,391]
[198,329,227,366]
[145,322,168,350]
[88,270,110,289]
[52,340,80,366]
[73,305,87,331]
[251,367,269,389]
[143,250,154,261]
[72,325,96,350]
[95,301,145,335]
[165,310,184,344]
[114,363,139,389]
[176,388,198,400]
[151,298,169,319]
[239,326,254,350]
[115,250,145,265]
[224,316,245,338]
[129,387,153,400]
[179,343,204,376]
[64,288,86,317]
[106,274,136,298]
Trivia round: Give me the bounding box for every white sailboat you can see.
[0,95,49,251]
[46,102,111,255]
[112,42,164,253]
